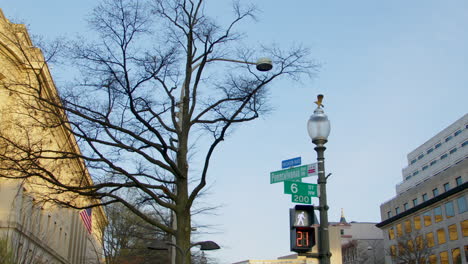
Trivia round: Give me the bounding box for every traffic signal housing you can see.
[290,205,315,253]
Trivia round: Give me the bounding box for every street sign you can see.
[282,157,301,169]
[284,181,318,197]
[291,194,312,204]
[270,163,317,184]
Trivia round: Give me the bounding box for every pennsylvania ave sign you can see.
[270,163,317,184]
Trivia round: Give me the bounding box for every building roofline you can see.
[376,181,468,228]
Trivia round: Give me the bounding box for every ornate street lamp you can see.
[307,94,331,264]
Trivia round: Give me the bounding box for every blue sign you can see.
[282,157,302,169]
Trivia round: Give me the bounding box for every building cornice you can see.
[376,181,468,228]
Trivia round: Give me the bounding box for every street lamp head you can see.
[307,95,330,144]
[194,240,221,251]
[255,57,273,72]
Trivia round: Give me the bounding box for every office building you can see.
[377,114,467,263]
[0,9,106,264]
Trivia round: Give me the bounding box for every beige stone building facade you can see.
[0,9,106,264]
[378,114,467,263]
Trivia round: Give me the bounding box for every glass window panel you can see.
[387,211,392,218]
[445,201,455,218]
[439,251,448,264]
[396,223,403,237]
[428,254,437,264]
[457,196,467,213]
[404,203,409,211]
[422,193,428,201]
[452,248,461,264]
[404,220,411,233]
[454,129,462,136]
[423,211,432,226]
[414,216,421,230]
[456,176,462,186]
[441,153,448,159]
[462,220,468,237]
[396,207,400,214]
[437,228,446,244]
[448,224,458,241]
[416,235,423,250]
[388,228,395,240]
[427,148,433,154]
[434,206,443,222]
[435,142,441,148]
[450,148,457,154]
[426,232,435,247]
[413,198,418,206]
[444,183,450,192]
[465,245,468,262]
[433,188,439,196]
[390,245,396,256]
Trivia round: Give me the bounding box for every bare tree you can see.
[387,232,433,264]
[0,0,316,263]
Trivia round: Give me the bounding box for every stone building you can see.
[377,114,467,263]
[0,9,106,264]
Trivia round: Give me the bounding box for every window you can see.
[454,129,462,136]
[463,140,468,147]
[439,251,448,264]
[418,154,424,160]
[462,220,468,237]
[404,220,411,233]
[396,223,403,237]
[411,159,417,164]
[389,245,396,256]
[456,176,463,186]
[428,254,437,264]
[433,188,439,197]
[435,142,442,149]
[414,216,421,230]
[427,148,434,154]
[405,175,411,180]
[395,207,400,214]
[426,232,435,247]
[387,211,392,218]
[404,203,409,211]
[423,211,432,226]
[340,229,344,235]
[452,248,461,264]
[441,153,448,159]
[445,135,453,142]
[450,148,457,154]
[422,165,428,171]
[412,170,419,176]
[437,228,446,244]
[413,198,418,206]
[388,228,395,240]
[445,201,455,218]
[434,206,443,222]
[422,193,428,201]
[448,224,458,241]
[444,182,450,192]
[457,196,467,213]
[430,159,437,166]
[465,245,468,262]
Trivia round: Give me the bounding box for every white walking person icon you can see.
[296,211,306,226]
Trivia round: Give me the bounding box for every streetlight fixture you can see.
[148,240,220,264]
[307,94,331,264]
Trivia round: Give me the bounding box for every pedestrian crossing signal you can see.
[290,205,315,253]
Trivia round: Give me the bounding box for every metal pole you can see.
[314,139,331,264]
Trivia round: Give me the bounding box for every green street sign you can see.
[270,165,308,184]
[291,194,312,204]
[284,181,318,197]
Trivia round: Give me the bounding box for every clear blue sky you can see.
[1,1,467,263]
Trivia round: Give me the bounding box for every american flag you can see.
[79,208,92,234]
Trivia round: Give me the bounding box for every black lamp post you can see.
[307,94,331,264]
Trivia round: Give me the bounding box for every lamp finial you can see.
[314,94,324,108]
